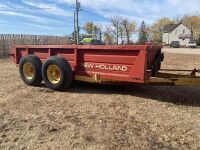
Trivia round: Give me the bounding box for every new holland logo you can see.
[82,63,128,72]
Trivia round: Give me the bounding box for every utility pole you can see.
[75,0,80,45]
[74,11,76,44]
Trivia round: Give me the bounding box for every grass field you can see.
[0,52,200,150]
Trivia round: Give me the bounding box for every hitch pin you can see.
[190,68,199,76]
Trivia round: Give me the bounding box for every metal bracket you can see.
[190,68,200,76]
[93,74,101,83]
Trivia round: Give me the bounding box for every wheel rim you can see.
[47,65,61,84]
[23,62,35,80]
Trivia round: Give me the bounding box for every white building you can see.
[163,23,191,46]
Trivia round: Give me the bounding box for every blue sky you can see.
[0,0,200,36]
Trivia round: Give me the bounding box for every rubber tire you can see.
[42,56,73,91]
[19,55,43,86]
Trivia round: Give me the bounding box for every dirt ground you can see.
[163,47,200,55]
[0,53,200,150]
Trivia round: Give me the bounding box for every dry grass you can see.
[0,53,200,150]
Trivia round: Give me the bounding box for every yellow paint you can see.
[47,65,61,84]
[23,62,35,80]
[75,75,122,84]
[75,75,100,83]
[75,72,200,86]
[147,72,200,86]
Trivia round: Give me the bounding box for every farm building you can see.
[162,23,191,46]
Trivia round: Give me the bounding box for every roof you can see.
[163,24,180,33]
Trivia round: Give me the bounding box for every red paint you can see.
[10,45,162,83]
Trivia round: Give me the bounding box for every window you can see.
[183,30,185,34]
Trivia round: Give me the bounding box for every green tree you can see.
[138,21,148,44]
[70,31,76,44]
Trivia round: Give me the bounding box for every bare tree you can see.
[104,25,114,45]
[93,24,104,42]
[121,18,136,44]
[181,15,200,40]
[174,15,182,23]
[119,25,126,45]
[111,16,122,45]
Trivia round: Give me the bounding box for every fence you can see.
[0,34,71,58]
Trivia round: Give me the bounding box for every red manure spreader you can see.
[10,45,200,91]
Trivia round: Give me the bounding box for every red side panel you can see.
[75,47,147,83]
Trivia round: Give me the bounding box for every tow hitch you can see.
[147,68,200,86]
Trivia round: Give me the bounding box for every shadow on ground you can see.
[39,81,200,107]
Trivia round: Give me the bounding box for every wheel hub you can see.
[47,65,61,84]
[23,62,35,80]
